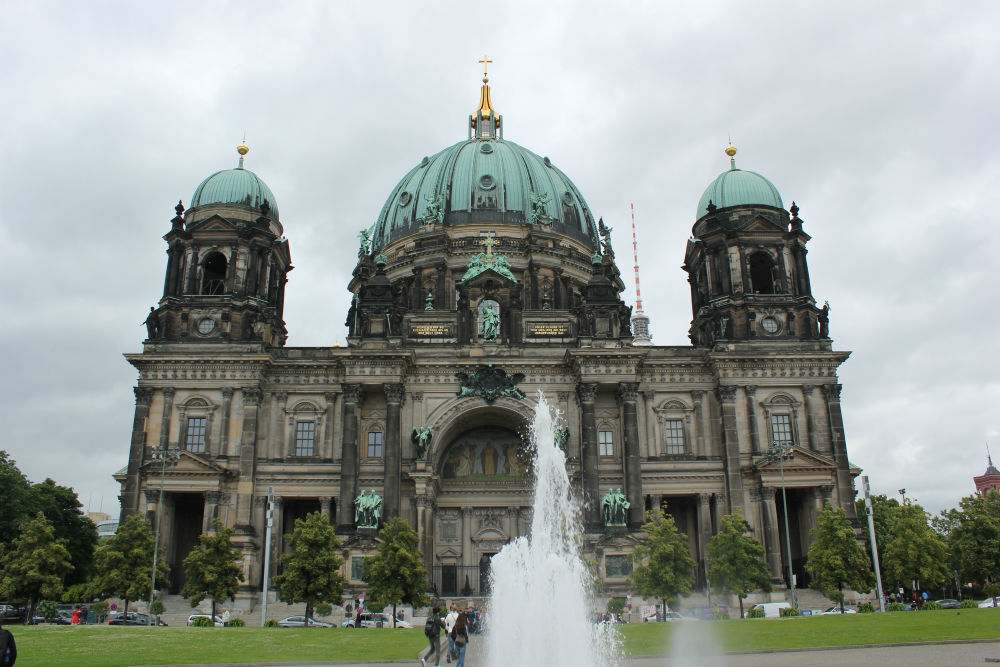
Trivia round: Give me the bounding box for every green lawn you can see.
[621,607,1000,655]
[8,609,1000,666]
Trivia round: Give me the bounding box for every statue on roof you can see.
[423,193,445,225]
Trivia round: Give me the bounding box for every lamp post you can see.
[764,441,797,610]
[148,446,180,626]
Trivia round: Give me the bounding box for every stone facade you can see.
[118,92,857,607]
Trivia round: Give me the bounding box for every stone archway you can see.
[425,396,535,474]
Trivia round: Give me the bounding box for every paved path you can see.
[137,639,1000,667]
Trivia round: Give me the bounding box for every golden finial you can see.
[725,140,737,170]
[237,140,249,156]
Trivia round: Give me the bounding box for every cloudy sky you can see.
[1,1,997,517]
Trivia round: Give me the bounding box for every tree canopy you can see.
[32,478,98,586]
[936,490,1000,588]
[272,512,344,622]
[707,512,772,617]
[90,514,169,616]
[0,512,73,623]
[881,501,949,591]
[628,509,696,608]
[182,519,245,621]
[0,451,36,548]
[806,505,874,610]
[362,517,429,625]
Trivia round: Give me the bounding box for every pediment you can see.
[462,267,517,288]
[187,215,237,233]
[739,216,784,233]
[437,546,463,559]
[753,446,836,471]
[594,532,641,549]
[472,527,506,543]
[142,450,233,477]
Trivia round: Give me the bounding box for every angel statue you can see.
[411,426,432,460]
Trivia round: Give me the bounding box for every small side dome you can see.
[189,145,279,219]
[696,168,782,220]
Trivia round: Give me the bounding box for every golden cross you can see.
[479,54,493,77]
[481,232,497,255]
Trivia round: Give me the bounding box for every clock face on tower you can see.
[197,318,216,335]
[761,316,779,334]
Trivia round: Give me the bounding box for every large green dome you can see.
[696,166,782,220]
[371,137,598,250]
[190,157,279,219]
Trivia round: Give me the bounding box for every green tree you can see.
[628,509,696,612]
[882,501,949,593]
[362,517,430,626]
[181,519,245,622]
[0,512,73,623]
[90,514,169,617]
[707,513,772,618]
[938,491,1000,591]
[0,451,34,549]
[31,478,98,586]
[273,512,344,622]
[806,505,874,612]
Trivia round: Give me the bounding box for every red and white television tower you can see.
[630,203,652,345]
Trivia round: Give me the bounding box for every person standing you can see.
[0,622,16,667]
[444,606,459,662]
[420,607,446,667]
[452,611,469,667]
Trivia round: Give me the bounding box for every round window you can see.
[479,175,495,190]
[197,318,216,335]
[398,191,411,206]
[761,317,780,334]
[480,143,494,154]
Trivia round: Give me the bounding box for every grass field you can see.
[8,608,1000,666]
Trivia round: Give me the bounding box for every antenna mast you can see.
[630,203,652,345]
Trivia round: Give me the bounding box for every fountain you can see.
[486,393,621,667]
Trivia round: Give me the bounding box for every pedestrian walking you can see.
[419,607,446,667]
[444,605,459,662]
[452,610,470,667]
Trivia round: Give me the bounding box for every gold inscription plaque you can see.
[529,324,569,336]
[411,324,450,337]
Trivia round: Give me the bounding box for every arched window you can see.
[177,396,217,454]
[748,252,776,294]
[201,252,228,295]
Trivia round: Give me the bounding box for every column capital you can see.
[162,387,176,399]
[698,492,712,504]
[744,385,757,396]
[134,387,154,406]
[324,391,338,403]
[821,383,842,401]
[204,490,222,503]
[716,385,738,402]
[801,384,815,397]
[144,489,160,505]
[272,496,284,509]
[616,382,639,403]
[760,486,777,500]
[254,495,267,508]
[221,387,235,400]
[342,383,363,404]
[273,391,288,403]
[384,383,405,404]
[241,387,262,406]
[576,382,598,404]
[690,389,705,400]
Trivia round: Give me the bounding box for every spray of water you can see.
[486,392,621,667]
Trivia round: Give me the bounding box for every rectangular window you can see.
[351,557,367,582]
[294,421,315,456]
[367,431,383,458]
[605,555,633,578]
[598,429,614,456]
[185,417,207,453]
[771,414,793,446]
[664,419,685,455]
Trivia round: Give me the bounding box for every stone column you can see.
[272,497,285,563]
[691,390,706,459]
[324,392,338,461]
[822,384,855,515]
[744,386,761,455]
[184,245,200,294]
[462,507,474,568]
[121,387,154,521]
[760,487,783,582]
[383,383,404,521]
[697,492,712,567]
[236,388,262,526]
[159,387,176,449]
[577,382,599,526]
[320,497,333,523]
[336,384,362,532]
[716,386,744,515]
[144,489,160,525]
[219,387,234,457]
[203,491,221,533]
[270,392,287,459]
[801,386,819,453]
[618,382,643,527]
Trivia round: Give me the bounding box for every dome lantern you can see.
[469,54,502,140]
